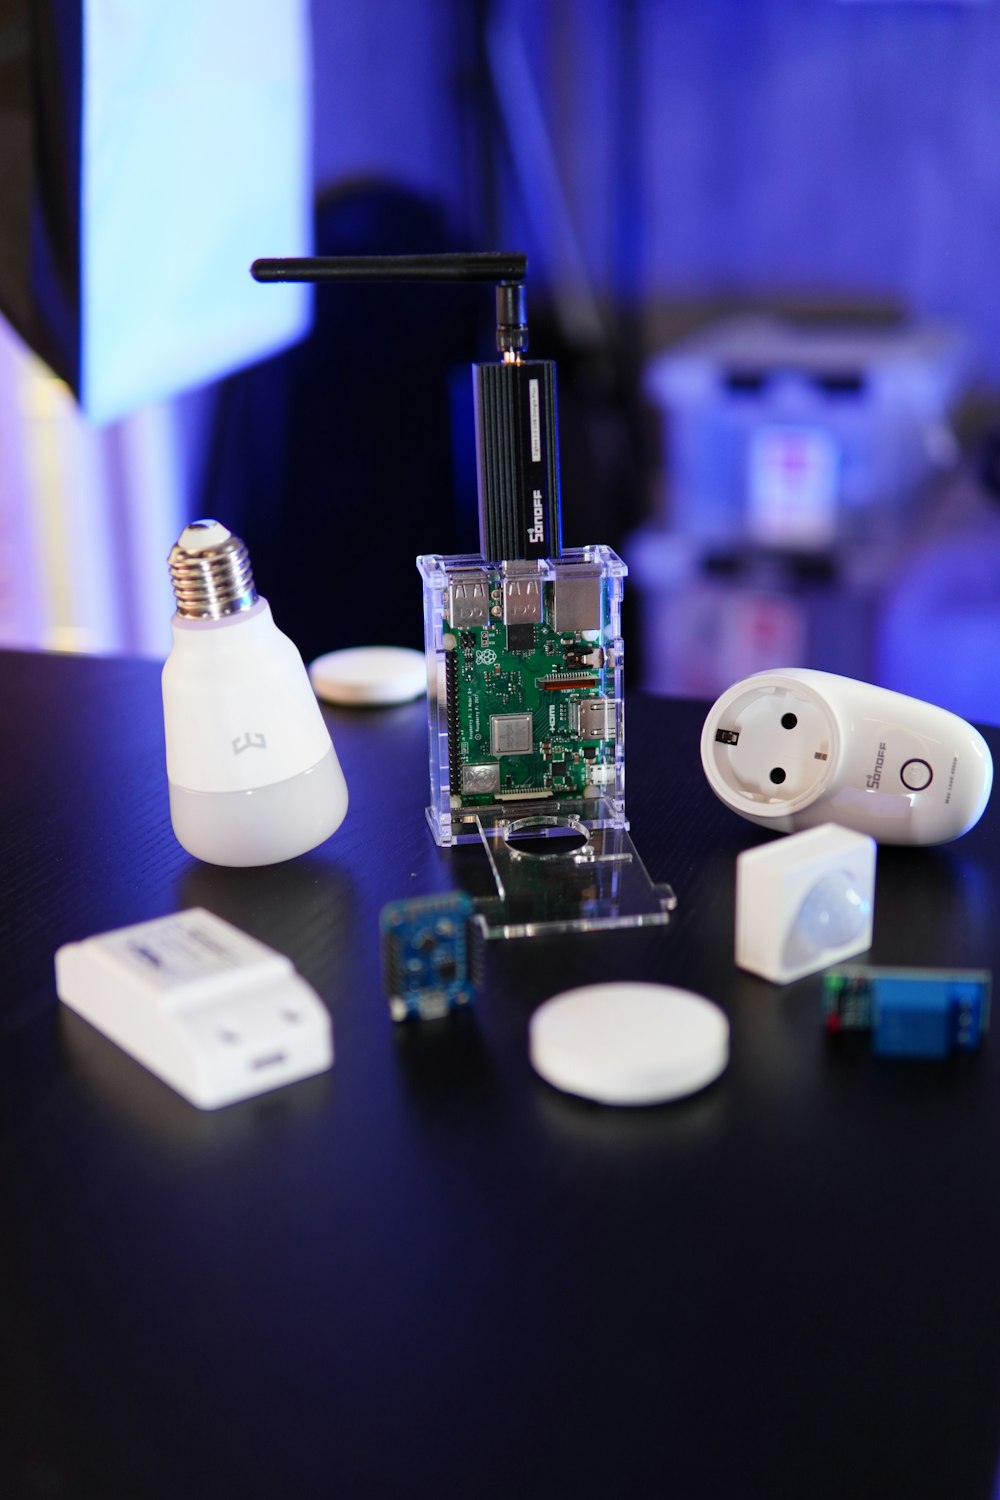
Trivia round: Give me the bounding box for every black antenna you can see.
[251,251,558,560]
[251,252,525,283]
[251,253,529,359]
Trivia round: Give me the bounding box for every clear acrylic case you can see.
[418,546,675,937]
[419,546,628,846]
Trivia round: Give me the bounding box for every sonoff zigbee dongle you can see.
[252,253,676,940]
[253,253,627,851]
[417,264,626,849]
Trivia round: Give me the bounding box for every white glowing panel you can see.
[81,2,312,423]
[747,425,839,549]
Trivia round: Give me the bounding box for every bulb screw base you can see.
[168,520,258,620]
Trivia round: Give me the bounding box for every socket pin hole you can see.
[218,1028,240,1044]
[770,767,787,785]
[781,713,798,730]
[282,1009,303,1024]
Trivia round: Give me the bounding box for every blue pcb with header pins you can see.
[379,891,479,1022]
[823,966,991,1059]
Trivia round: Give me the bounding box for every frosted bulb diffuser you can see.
[162,522,348,866]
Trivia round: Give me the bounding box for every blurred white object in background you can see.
[630,313,969,699]
[0,317,182,658]
[644,314,969,549]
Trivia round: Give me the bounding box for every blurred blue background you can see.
[2,0,999,720]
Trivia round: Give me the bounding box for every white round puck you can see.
[308,646,426,707]
[529,982,729,1106]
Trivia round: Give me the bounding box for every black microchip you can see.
[506,623,535,652]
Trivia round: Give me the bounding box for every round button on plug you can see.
[900,758,933,792]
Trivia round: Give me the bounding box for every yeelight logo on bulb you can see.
[233,732,267,755]
[161,520,348,867]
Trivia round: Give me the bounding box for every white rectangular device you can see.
[55,908,333,1109]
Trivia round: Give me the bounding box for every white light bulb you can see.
[161,520,348,866]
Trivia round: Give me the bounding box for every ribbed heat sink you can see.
[475,359,562,561]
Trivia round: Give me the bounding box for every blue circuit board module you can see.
[824,965,991,1059]
[380,891,480,1022]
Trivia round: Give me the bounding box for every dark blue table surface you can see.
[2,648,999,1500]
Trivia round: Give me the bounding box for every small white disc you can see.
[529,982,729,1106]
[308,646,426,707]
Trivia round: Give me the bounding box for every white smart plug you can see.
[701,668,993,845]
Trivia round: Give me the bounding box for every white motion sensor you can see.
[162,521,348,866]
[701,668,993,846]
[735,824,876,984]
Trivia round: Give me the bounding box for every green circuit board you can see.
[443,616,614,807]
